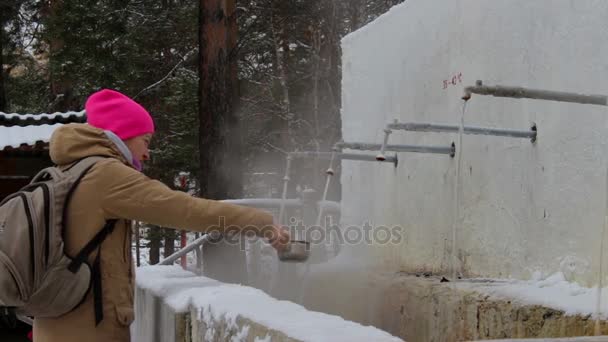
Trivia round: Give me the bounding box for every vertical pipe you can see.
[376,127,392,161]
[135,221,141,267]
[316,151,337,226]
[195,245,203,275]
[195,232,202,274]
[278,155,293,224]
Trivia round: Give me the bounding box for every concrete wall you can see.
[302,269,608,342]
[340,0,608,285]
[133,266,402,342]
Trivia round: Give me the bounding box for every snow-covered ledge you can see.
[133,266,403,342]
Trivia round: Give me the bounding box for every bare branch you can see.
[133,48,198,99]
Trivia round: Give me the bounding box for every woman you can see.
[33,89,289,341]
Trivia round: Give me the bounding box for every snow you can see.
[230,325,250,342]
[454,272,608,318]
[0,110,85,120]
[0,123,64,149]
[136,265,220,311]
[136,265,403,342]
[254,335,272,342]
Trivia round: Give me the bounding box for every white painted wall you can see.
[340,0,608,285]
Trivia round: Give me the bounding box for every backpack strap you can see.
[67,219,117,326]
[63,156,106,177]
[67,220,117,274]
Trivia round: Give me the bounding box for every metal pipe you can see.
[316,152,337,226]
[463,80,608,106]
[288,151,397,164]
[389,122,537,142]
[222,198,300,208]
[195,245,203,275]
[376,128,392,161]
[221,198,341,214]
[160,234,210,265]
[335,141,455,157]
[278,155,292,224]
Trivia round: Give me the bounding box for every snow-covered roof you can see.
[0,124,63,151]
[0,110,85,152]
[0,111,85,127]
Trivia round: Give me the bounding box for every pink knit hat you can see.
[85,89,155,140]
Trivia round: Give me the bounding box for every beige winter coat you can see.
[33,124,274,342]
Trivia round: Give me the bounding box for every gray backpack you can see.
[0,157,116,324]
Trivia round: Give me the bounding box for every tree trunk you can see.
[148,226,161,265]
[163,228,176,258]
[0,25,6,112]
[47,0,75,112]
[269,2,295,150]
[350,0,361,32]
[199,0,248,284]
[198,0,241,199]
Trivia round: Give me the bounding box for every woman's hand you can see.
[266,224,290,253]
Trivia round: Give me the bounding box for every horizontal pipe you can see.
[339,152,397,164]
[160,234,211,265]
[289,151,397,163]
[463,80,608,106]
[335,141,455,156]
[389,122,536,140]
[224,198,301,209]
[221,198,341,214]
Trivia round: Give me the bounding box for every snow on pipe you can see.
[335,141,456,157]
[389,122,537,143]
[159,234,211,266]
[462,80,608,106]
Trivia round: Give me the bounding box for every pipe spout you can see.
[463,80,608,106]
[335,141,455,156]
[388,121,537,142]
[376,127,393,161]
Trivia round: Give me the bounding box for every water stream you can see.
[595,166,608,334]
[297,151,338,304]
[451,100,468,280]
